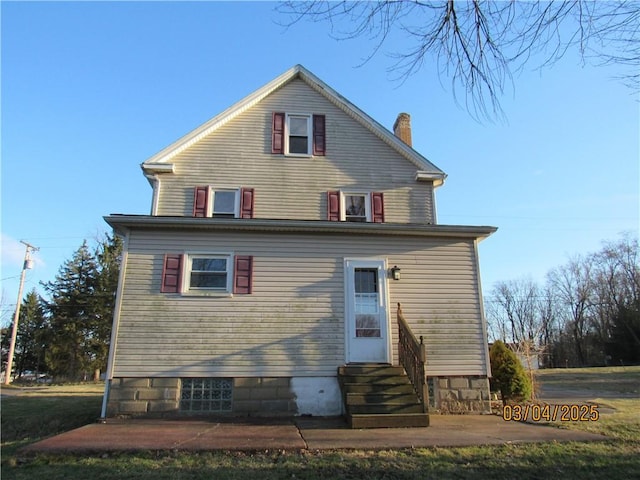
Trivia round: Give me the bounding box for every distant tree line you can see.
[486,232,640,368]
[1,235,122,382]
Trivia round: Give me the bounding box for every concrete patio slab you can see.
[21,414,606,455]
[297,415,605,450]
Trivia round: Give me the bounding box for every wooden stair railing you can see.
[397,303,428,412]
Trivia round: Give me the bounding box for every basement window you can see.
[180,378,233,413]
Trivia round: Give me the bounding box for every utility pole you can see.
[4,241,39,385]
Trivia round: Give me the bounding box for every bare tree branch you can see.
[277,0,640,121]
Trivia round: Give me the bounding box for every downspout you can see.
[431,187,438,225]
[144,173,161,216]
[141,162,174,215]
[100,230,130,421]
[414,172,445,225]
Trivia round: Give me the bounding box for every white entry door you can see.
[344,259,391,363]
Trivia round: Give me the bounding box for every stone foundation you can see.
[107,375,489,416]
[106,376,300,417]
[233,377,297,416]
[106,378,180,416]
[431,375,491,413]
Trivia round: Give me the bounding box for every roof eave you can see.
[416,171,447,187]
[104,215,497,240]
[141,65,303,167]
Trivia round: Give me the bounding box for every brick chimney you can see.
[393,112,412,147]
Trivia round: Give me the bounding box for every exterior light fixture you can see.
[390,265,401,281]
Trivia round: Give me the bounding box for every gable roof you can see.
[142,64,446,185]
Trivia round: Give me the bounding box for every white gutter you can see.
[104,215,497,240]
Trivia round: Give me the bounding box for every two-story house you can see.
[101,65,496,427]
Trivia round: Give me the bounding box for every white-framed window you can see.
[185,254,231,293]
[286,113,312,155]
[342,192,371,222]
[161,253,253,295]
[211,189,239,217]
[193,186,254,219]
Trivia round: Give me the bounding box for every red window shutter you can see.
[327,191,341,221]
[193,186,209,217]
[234,256,253,294]
[240,187,255,219]
[161,254,183,293]
[272,112,285,154]
[313,114,326,156]
[371,192,384,223]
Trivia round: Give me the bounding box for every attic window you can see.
[287,114,311,154]
[272,112,325,156]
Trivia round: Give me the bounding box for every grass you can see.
[1,369,639,480]
[3,443,640,480]
[563,398,640,441]
[534,366,640,395]
[531,366,640,442]
[1,383,104,458]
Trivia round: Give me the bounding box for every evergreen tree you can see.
[42,241,100,381]
[489,340,532,405]
[89,234,122,380]
[13,290,50,379]
[40,236,122,381]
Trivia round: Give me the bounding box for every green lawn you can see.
[1,383,104,458]
[1,369,639,480]
[535,365,640,395]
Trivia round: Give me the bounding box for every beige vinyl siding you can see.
[154,79,435,223]
[112,229,487,378]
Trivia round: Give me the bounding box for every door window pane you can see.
[355,268,377,293]
[354,268,380,337]
[356,314,381,337]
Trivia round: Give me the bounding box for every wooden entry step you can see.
[338,364,429,429]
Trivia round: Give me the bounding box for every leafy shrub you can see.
[489,340,532,404]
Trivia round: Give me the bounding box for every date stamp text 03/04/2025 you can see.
[502,404,600,422]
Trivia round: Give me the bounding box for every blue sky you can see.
[1,1,638,326]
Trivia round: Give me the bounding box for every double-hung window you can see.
[193,186,254,218]
[287,114,312,155]
[272,112,325,156]
[161,253,253,295]
[187,255,230,292]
